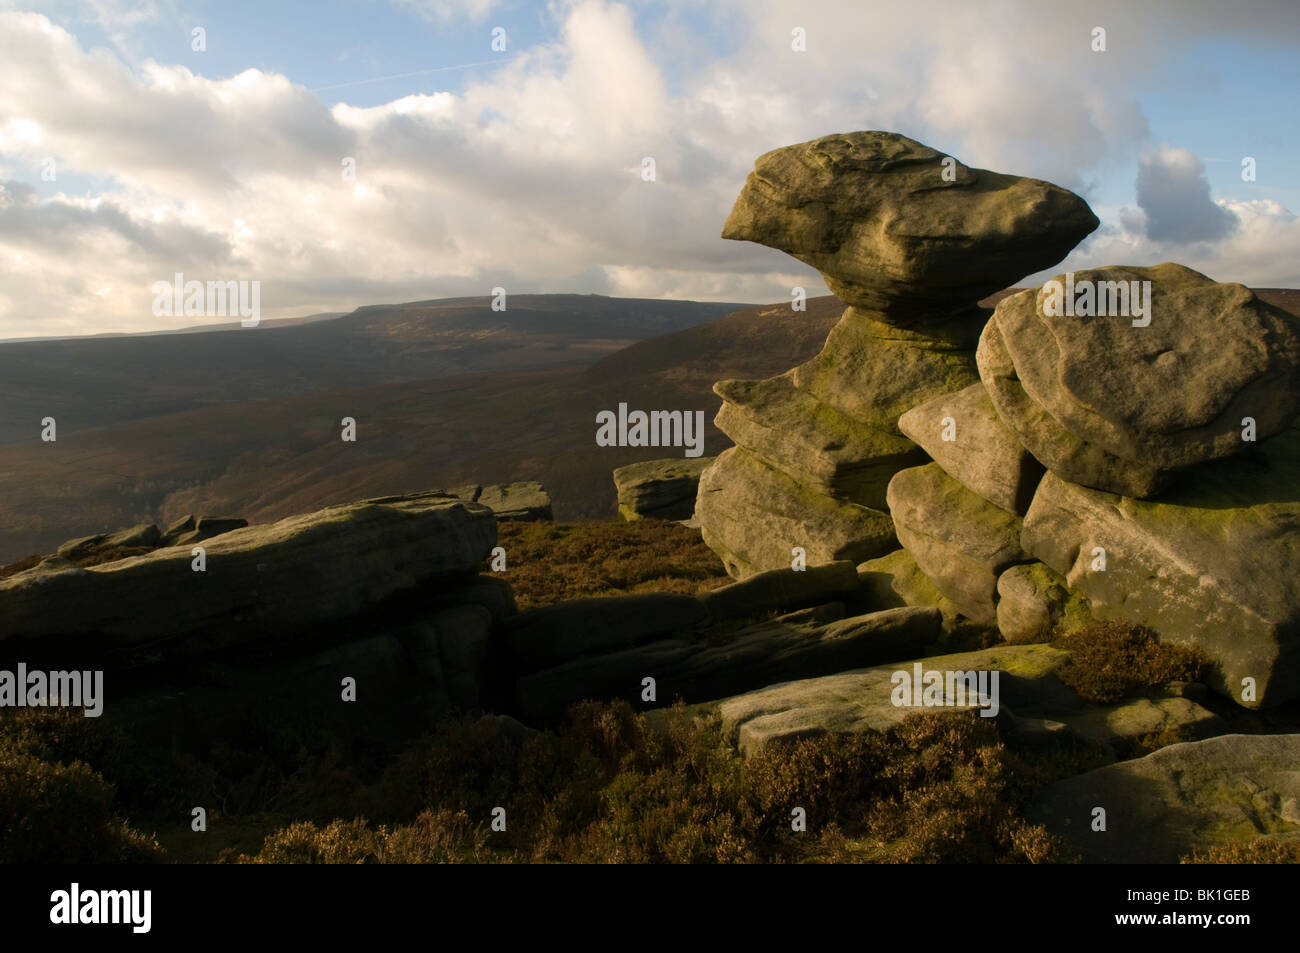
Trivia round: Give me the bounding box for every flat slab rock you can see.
[698,560,861,620]
[516,604,941,724]
[1056,696,1225,752]
[449,482,553,521]
[704,642,1073,756]
[612,457,713,521]
[721,131,1098,319]
[0,491,497,654]
[715,372,921,510]
[1029,733,1300,863]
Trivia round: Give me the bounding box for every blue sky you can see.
[1,0,1298,337]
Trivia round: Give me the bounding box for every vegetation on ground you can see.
[496,520,730,609]
[1182,837,1300,864]
[1053,620,1208,704]
[0,699,1103,864]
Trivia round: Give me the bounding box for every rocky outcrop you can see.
[696,131,1097,579]
[1021,426,1300,707]
[450,482,553,522]
[57,523,162,561]
[0,490,497,658]
[515,605,941,724]
[1029,734,1300,863]
[613,457,713,521]
[695,132,1300,709]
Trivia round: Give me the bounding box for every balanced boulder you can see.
[697,131,1097,578]
[722,131,1099,321]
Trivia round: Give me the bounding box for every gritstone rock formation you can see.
[697,130,1098,580]
[696,129,1300,708]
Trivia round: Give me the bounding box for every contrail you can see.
[312,58,515,92]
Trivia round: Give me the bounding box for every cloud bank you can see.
[0,0,1297,337]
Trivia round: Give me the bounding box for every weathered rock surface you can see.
[1056,695,1225,752]
[714,374,922,508]
[502,593,708,672]
[0,491,497,657]
[977,316,1168,497]
[705,643,1074,755]
[1029,734,1300,863]
[457,482,553,522]
[696,447,896,578]
[613,457,714,521]
[898,383,1042,514]
[886,464,1027,624]
[993,264,1300,473]
[790,308,982,427]
[1021,427,1300,707]
[516,605,940,724]
[56,523,162,561]
[721,131,1099,320]
[995,562,1090,643]
[698,560,861,621]
[856,549,965,629]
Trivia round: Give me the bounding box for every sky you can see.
[0,0,1297,337]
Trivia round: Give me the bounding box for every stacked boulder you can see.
[696,131,1098,577]
[699,131,1300,709]
[888,262,1300,706]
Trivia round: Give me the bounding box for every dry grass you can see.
[495,520,730,609]
[233,702,1075,865]
[1182,837,1300,864]
[1054,620,1208,704]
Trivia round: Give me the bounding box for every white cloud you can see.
[390,0,502,24]
[1134,145,1238,243]
[0,0,1296,338]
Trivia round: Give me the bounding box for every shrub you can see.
[0,731,161,863]
[1054,620,1208,703]
[1182,837,1300,864]
[495,521,728,609]
[247,810,491,864]
[247,702,1074,864]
